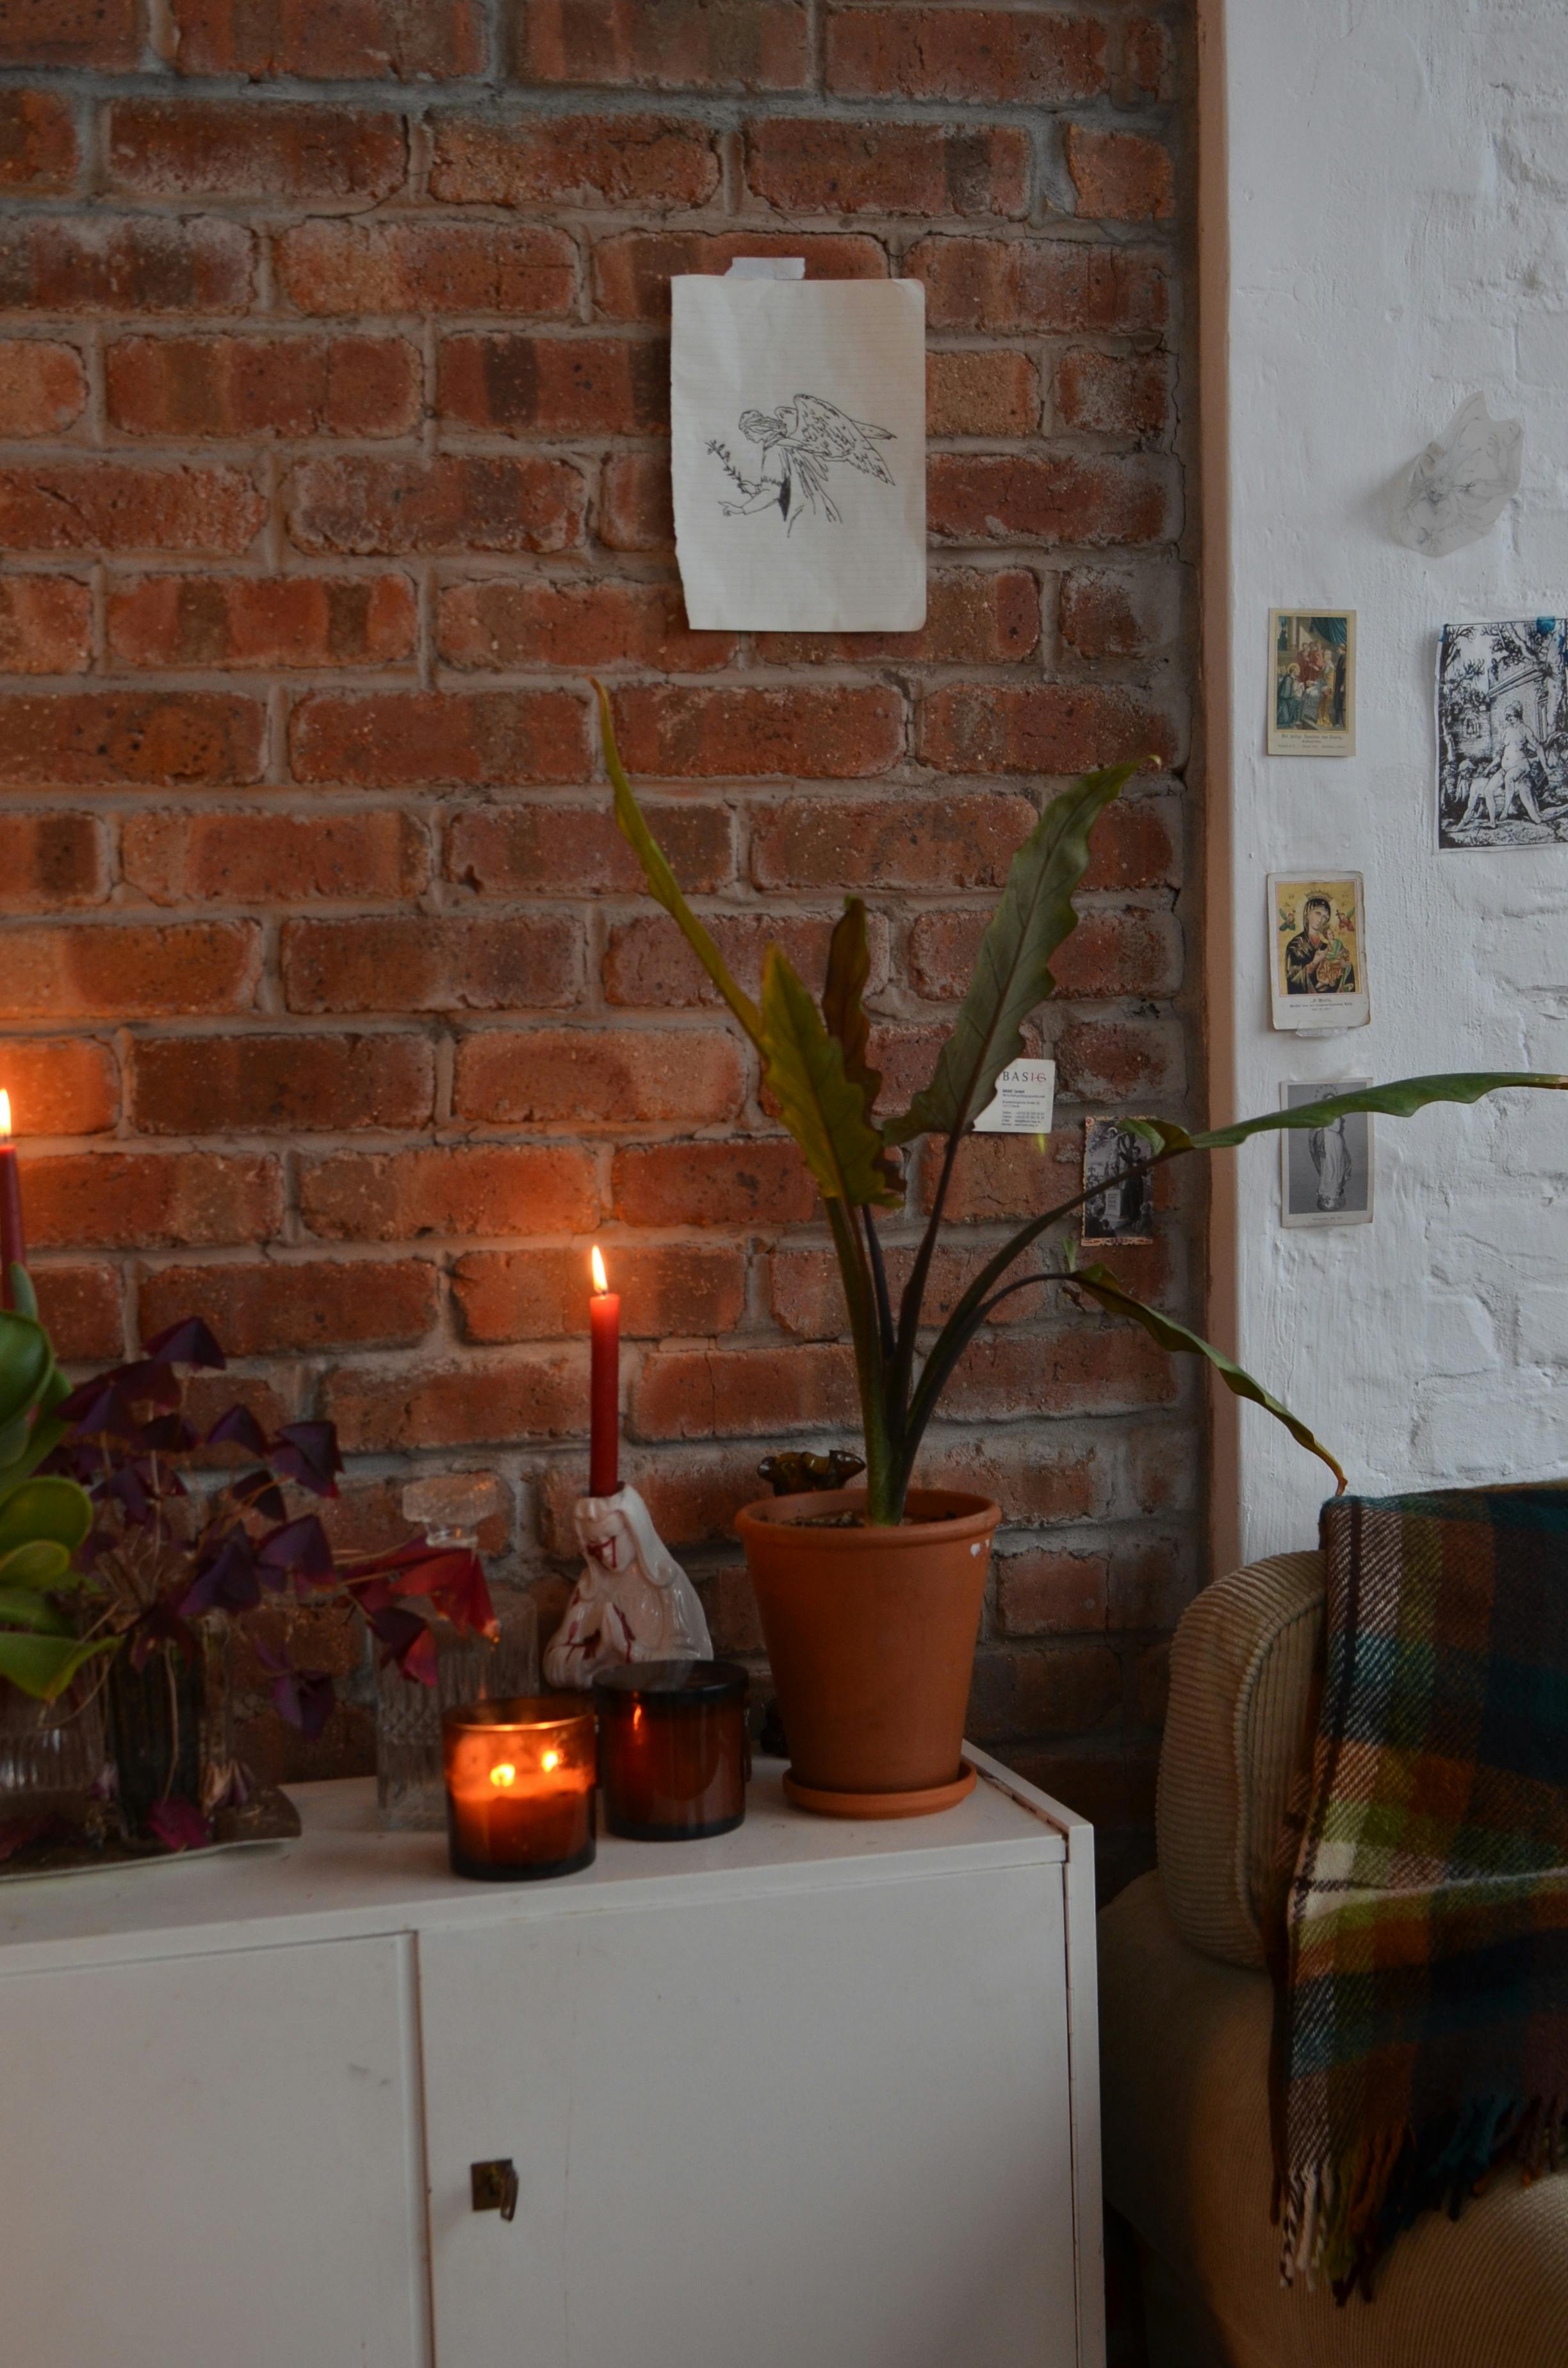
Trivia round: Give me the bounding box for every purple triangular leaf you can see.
[143,1317,227,1372]
[270,1668,336,1740]
[257,1515,334,1587]
[112,1360,181,1408]
[229,1469,287,1523]
[147,1797,210,1853]
[204,1404,269,1456]
[268,1421,343,1499]
[179,1529,259,1617]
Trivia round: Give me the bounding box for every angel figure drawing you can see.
[709,392,895,530]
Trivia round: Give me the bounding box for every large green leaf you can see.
[0,1310,51,1436]
[1143,1071,1568,1157]
[760,948,902,1210]
[0,1585,71,1634]
[0,1476,92,1557]
[0,1629,113,1704]
[0,1538,72,1591]
[600,680,764,1048]
[822,898,881,1109]
[884,761,1143,1146]
[1071,1261,1348,1492]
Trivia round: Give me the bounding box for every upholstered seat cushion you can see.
[1098,1871,1568,2368]
[1156,1550,1323,1970]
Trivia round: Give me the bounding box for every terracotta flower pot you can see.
[735,1486,1000,1818]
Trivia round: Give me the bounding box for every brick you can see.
[437,578,730,673]
[431,112,720,210]
[613,1139,814,1229]
[1081,794,1179,892]
[756,565,1039,666]
[750,791,1034,893]
[0,812,108,907]
[514,1,810,93]
[698,1563,764,1657]
[0,1,138,67]
[1109,1536,1187,1632]
[0,217,253,315]
[453,1240,745,1343]
[138,1258,437,1354]
[744,120,1029,219]
[927,349,1038,438]
[1053,1015,1184,1103]
[600,454,673,550]
[446,796,732,896]
[0,90,78,190]
[0,1037,117,1134]
[455,1026,743,1127]
[288,454,585,557]
[282,914,580,1013]
[0,691,265,784]
[909,234,1166,334]
[1054,346,1170,440]
[1065,125,1173,224]
[967,1641,1120,1739]
[919,682,1174,774]
[1117,15,1172,104]
[610,683,902,778]
[167,0,486,79]
[927,1128,1076,1224]
[108,102,406,202]
[603,912,853,1010]
[0,921,258,1019]
[106,333,419,439]
[633,1342,857,1440]
[324,1352,586,1454]
[943,1324,1175,1420]
[1059,563,1179,659]
[129,1032,433,1134]
[539,1442,763,1554]
[997,1546,1108,1637]
[24,1151,281,1250]
[927,452,1173,545]
[313,1473,511,1559]
[275,220,575,318]
[290,689,590,787]
[300,1143,597,1240]
[911,904,1180,1001]
[109,575,417,671]
[593,231,884,322]
[765,1231,1045,1342]
[0,340,85,435]
[0,575,92,673]
[923,1431,1106,1525]
[0,463,264,555]
[826,7,1106,103]
[31,1263,122,1360]
[437,332,667,435]
[122,809,429,904]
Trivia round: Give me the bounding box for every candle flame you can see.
[590,1244,608,1295]
[0,1090,10,1140]
[541,1747,562,1772]
[489,1762,517,1789]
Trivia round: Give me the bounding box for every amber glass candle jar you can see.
[593,1660,749,1841]
[442,1698,596,1880]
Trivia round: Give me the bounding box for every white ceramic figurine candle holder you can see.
[543,1484,713,1691]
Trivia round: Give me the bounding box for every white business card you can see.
[973,1058,1056,1135]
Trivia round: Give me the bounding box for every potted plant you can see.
[600,687,1564,1816]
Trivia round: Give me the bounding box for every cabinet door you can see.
[0,1932,429,2368]
[421,1866,1079,2368]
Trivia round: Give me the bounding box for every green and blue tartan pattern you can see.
[1275,1486,1568,2296]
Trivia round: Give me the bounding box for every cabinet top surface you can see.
[0,1755,1072,1974]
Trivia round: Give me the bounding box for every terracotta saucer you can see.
[781,1764,977,1820]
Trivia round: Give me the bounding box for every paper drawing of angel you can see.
[708,392,895,531]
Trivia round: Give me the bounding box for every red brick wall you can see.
[0,0,1198,1884]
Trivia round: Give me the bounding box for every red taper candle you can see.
[589,1244,621,1498]
[0,1091,24,1314]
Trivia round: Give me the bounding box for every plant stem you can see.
[825,1196,899,1522]
[862,1206,895,1364]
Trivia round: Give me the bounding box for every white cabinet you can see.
[0,1752,1102,2368]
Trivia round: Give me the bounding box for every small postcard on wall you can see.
[1268,610,1356,755]
[1436,617,1568,850]
[669,275,927,633]
[1280,1080,1374,1228]
[1267,873,1369,1032]
[1081,1117,1154,1246]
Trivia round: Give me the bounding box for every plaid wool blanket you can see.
[1273,1485,1568,2298]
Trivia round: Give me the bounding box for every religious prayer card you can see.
[1435,618,1568,850]
[1280,1080,1374,1228]
[1267,610,1356,756]
[1267,873,1369,1032]
[670,276,927,632]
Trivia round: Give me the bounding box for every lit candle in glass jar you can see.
[442,1698,596,1880]
[593,1661,749,1841]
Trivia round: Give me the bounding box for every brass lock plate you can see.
[470,2158,519,2220]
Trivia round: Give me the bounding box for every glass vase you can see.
[0,1670,106,1817]
[107,1625,233,1840]
[375,1476,538,1831]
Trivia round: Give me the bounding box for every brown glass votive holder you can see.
[442,1697,596,1880]
[592,1660,749,1841]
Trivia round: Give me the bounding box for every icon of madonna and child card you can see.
[1437,617,1568,850]
[1267,874,1369,1032]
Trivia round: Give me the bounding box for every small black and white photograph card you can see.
[670,274,926,632]
[1280,1080,1374,1228]
[1081,1117,1154,1246]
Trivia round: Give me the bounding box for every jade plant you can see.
[0,1270,101,1702]
[599,686,1565,1524]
